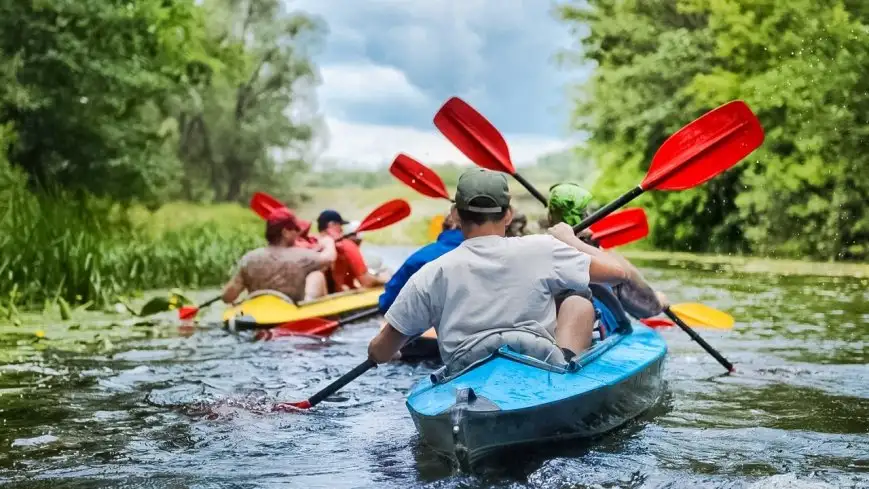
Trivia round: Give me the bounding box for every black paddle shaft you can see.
[308,358,377,407]
[304,329,422,407]
[198,296,222,309]
[337,307,382,326]
[573,186,645,233]
[512,172,548,206]
[664,307,734,373]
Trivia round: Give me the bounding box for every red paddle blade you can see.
[589,208,649,249]
[390,154,451,200]
[433,97,515,174]
[250,192,287,220]
[641,317,676,329]
[178,306,198,320]
[273,400,312,411]
[355,199,411,233]
[267,318,338,337]
[642,101,764,191]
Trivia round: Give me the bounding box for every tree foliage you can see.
[559,0,869,260]
[174,0,323,204]
[0,0,322,207]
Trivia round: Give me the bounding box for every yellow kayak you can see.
[223,287,384,328]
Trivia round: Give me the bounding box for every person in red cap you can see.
[317,209,391,292]
[221,208,337,304]
[293,217,322,250]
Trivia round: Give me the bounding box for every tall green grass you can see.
[1,163,263,314]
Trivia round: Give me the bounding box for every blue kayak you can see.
[405,323,668,468]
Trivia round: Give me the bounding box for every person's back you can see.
[233,246,324,302]
[407,234,590,367]
[222,209,336,304]
[371,168,631,374]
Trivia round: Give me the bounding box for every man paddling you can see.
[378,212,462,313]
[547,182,667,334]
[367,168,629,373]
[317,209,390,292]
[221,209,337,304]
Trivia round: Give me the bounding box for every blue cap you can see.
[317,209,349,231]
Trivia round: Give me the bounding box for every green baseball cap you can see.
[548,182,593,227]
[455,168,511,213]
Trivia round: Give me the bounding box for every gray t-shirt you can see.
[385,234,591,366]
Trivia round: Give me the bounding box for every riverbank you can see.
[3,178,867,316]
[622,250,869,279]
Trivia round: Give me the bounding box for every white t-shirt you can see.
[384,234,591,365]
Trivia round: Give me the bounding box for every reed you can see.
[1,169,262,313]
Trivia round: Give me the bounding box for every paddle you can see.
[274,331,422,411]
[433,97,548,205]
[256,307,381,341]
[177,199,410,321]
[572,101,763,233]
[664,307,734,372]
[639,303,735,330]
[434,97,764,234]
[670,303,735,329]
[339,199,411,240]
[589,208,649,249]
[427,215,446,242]
[250,191,287,219]
[390,154,452,201]
[178,296,222,321]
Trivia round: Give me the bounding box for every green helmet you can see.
[548,183,593,227]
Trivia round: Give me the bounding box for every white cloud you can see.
[317,116,571,169]
[319,63,430,110]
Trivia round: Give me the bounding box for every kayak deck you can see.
[222,288,383,328]
[405,323,667,468]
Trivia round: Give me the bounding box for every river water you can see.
[0,246,866,488]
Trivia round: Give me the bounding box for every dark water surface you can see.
[1,246,867,488]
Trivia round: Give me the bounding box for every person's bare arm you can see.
[357,272,389,288]
[221,271,245,303]
[549,223,628,285]
[607,251,666,318]
[315,236,337,265]
[367,324,410,364]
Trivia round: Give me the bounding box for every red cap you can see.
[266,207,295,224]
[265,208,300,244]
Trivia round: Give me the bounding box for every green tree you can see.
[558,0,869,260]
[175,0,323,204]
[0,0,205,204]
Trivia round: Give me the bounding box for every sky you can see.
[290,0,590,169]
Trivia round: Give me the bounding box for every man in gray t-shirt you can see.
[367,168,630,373]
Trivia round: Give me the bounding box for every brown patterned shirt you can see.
[225,246,326,302]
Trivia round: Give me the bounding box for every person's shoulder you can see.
[241,247,268,260]
[508,234,558,250]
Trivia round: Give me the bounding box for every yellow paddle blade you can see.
[670,303,735,329]
[427,215,445,242]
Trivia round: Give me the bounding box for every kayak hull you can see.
[222,288,383,329]
[405,323,667,468]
